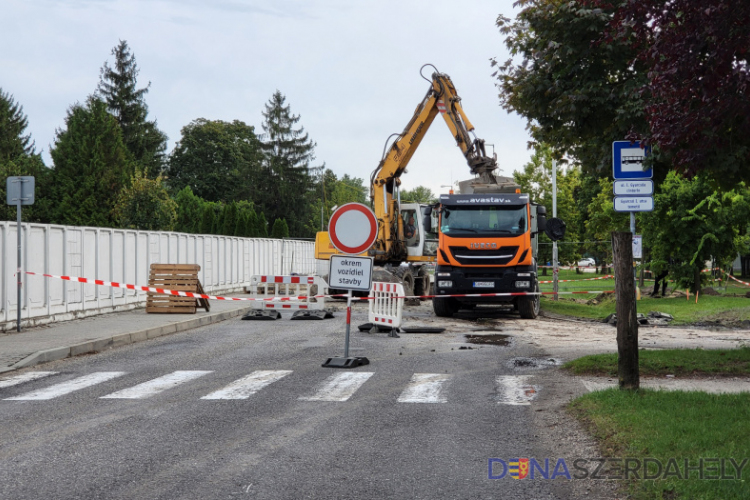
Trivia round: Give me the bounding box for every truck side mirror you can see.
[422,206,433,232]
[422,214,432,232]
[537,214,547,233]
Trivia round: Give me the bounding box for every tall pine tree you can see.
[0,89,51,222]
[97,40,167,176]
[259,91,316,237]
[49,97,133,227]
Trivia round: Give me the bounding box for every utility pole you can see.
[552,160,558,301]
[612,231,639,390]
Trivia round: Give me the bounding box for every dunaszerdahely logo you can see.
[488,457,748,480]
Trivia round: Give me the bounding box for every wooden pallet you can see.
[146,264,210,314]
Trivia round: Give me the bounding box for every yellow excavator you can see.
[315,64,511,296]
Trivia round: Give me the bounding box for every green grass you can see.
[541,294,750,325]
[564,347,750,377]
[570,389,750,499]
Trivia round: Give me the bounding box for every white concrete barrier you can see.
[0,221,316,330]
[368,282,404,329]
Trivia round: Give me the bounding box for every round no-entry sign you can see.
[328,203,378,255]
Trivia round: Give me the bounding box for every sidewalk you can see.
[0,296,255,374]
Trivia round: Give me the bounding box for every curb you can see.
[0,306,253,374]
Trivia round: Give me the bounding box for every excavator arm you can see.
[368,64,499,263]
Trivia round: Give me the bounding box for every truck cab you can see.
[429,181,546,319]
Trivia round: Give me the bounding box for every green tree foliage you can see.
[306,169,368,234]
[256,212,268,237]
[596,0,750,186]
[400,186,436,204]
[0,89,52,222]
[97,40,167,176]
[167,118,263,203]
[494,0,650,175]
[0,88,35,159]
[270,218,289,239]
[513,145,582,267]
[259,91,317,237]
[173,186,204,233]
[199,203,216,235]
[112,169,177,230]
[641,173,750,293]
[583,178,631,267]
[49,97,133,227]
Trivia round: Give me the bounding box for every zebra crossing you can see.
[0,370,540,405]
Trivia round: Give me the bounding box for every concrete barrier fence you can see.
[1,221,317,330]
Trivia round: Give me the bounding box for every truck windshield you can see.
[440,205,527,237]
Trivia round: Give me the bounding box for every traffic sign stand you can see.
[322,205,378,369]
[6,176,35,332]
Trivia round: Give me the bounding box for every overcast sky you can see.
[3,0,532,198]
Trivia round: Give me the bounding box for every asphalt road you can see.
[0,303,579,500]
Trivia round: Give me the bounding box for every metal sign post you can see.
[612,142,652,301]
[6,176,35,332]
[322,203,378,369]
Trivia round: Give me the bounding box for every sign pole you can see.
[552,160,559,301]
[344,290,352,358]
[16,197,22,332]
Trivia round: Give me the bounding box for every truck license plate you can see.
[473,281,494,288]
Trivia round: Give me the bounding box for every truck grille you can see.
[448,246,519,265]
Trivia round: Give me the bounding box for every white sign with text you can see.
[328,255,374,291]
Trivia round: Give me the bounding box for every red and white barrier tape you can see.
[25,271,616,302]
[539,275,614,284]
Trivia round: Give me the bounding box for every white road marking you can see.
[4,372,126,400]
[299,372,374,402]
[0,371,57,389]
[201,370,293,400]
[397,373,451,403]
[496,375,539,405]
[100,371,212,399]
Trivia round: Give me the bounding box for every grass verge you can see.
[570,389,750,499]
[564,347,750,377]
[541,295,750,325]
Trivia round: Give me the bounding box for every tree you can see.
[597,0,750,186]
[400,186,436,204]
[259,91,317,237]
[49,96,133,227]
[494,0,650,175]
[112,169,177,231]
[513,145,582,268]
[641,173,750,293]
[199,203,216,235]
[270,218,289,239]
[167,119,264,203]
[97,40,167,176]
[0,89,52,222]
[0,89,35,160]
[173,186,204,233]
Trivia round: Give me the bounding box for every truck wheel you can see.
[413,266,430,299]
[518,284,540,319]
[393,267,415,297]
[433,296,458,317]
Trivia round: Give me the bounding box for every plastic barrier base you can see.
[321,356,370,368]
[241,310,281,320]
[291,310,335,320]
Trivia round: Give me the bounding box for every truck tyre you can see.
[413,266,430,300]
[518,283,540,319]
[393,266,415,298]
[433,296,458,317]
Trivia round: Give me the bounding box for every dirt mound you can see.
[700,287,721,296]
